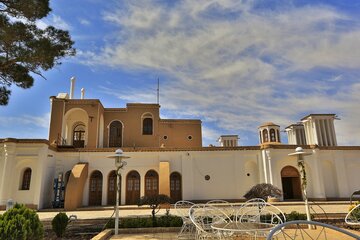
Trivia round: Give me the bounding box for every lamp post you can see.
[288,147,312,225]
[107,149,130,235]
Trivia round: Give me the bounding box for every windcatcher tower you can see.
[301,114,337,146]
[258,122,281,144]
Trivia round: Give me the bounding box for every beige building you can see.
[0,81,360,210]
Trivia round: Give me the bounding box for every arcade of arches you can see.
[84,169,183,206]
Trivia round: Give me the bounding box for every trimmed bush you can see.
[0,203,43,240]
[285,211,308,221]
[105,215,182,229]
[52,212,69,237]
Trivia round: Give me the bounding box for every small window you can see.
[21,168,32,190]
[163,135,168,140]
[205,175,210,181]
[263,129,268,142]
[270,129,276,142]
[187,135,193,140]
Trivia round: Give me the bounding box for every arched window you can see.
[142,113,153,135]
[109,121,123,147]
[277,129,281,142]
[73,123,85,148]
[21,168,32,190]
[145,170,158,197]
[270,129,276,142]
[262,129,268,142]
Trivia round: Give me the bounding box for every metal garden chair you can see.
[266,220,360,240]
[345,203,360,226]
[175,200,196,239]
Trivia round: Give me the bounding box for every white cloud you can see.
[83,1,360,145]
[36,14,72,30]
[79,18,91,26]
[0,113,50,139]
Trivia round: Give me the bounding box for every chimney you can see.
[81,88,85,99]
[70,77,76,99]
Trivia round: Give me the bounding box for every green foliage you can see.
[138,194,172,227]
[349,201,360,219]
[0,0,75,105]
[244,183,282,200]
[0,203,43,240]
[105,215,182,229]
[285,211,308,221]
[51,212,69,237]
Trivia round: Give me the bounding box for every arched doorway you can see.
[89,170,103,206]
[170,172,182,203]
[145,170,159,197]
[281,166,302,200]
[126,171,140,205]
[108,170,121,205]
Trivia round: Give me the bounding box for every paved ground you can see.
[1,201,359,239]
[110,228,360,239]
[0,201,353,221]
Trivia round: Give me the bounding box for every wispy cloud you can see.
[0,113,50,139]
[37,14,72,30]
[82,0,360,145]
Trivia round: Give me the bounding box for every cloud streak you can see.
[82,0,360,145]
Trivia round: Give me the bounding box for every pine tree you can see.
[0,0,75,105]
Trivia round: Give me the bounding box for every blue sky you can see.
[1,0,360,146]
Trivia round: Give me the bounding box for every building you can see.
[0,79,360,210]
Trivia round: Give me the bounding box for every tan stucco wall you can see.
[49,98,202,149]
[64,163,88,211]
[159,162,170,196]
[158,120,202,148]
[48,98,65,145]
[103,104,160,148]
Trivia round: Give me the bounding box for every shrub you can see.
[52,212,69,237]
[349,201,360,219]
[105,215,182,229]
[138,194,172,227]
[285,211,308,221]
[244,183,282,200]
[0,203,43,240]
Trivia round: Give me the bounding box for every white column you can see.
[261,150,268,183]
[313,120,320,146]
[305,121,313,145]
[330,119,337,146]
[326,119,334,146]
[321,119,328,146]
[0,142,16,206]
[266,151,273,185]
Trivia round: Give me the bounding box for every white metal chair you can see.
[175,200,196,239]
[266,220,360,239]
[189,203,233,239]
[235,198,267,223]
[206,199,235,219]
[235,201,285,239]
[345,203,360,226]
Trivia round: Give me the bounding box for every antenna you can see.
[157,77,160,104]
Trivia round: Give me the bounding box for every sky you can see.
[1,0,360,146]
